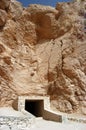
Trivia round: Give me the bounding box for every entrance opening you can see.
[25,100,44,117]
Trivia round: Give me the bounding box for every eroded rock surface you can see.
[0,0,10,10]
[0,0,86,115]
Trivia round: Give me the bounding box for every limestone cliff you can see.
[0,0,86,115]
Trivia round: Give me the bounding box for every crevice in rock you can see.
[47,40,55,83]
[60,40,65,74]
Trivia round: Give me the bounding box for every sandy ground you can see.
[0,107,86,130]
[0,107,25,117]
[0,120,86,130]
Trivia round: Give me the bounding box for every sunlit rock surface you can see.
[0,0,86,115]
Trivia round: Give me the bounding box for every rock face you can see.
[0,0,10,10]
[0,0,86,115]
[0,9,7,26]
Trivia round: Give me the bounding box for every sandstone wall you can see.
[0,0,86,115]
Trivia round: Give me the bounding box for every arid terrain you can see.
[0,0,86,117]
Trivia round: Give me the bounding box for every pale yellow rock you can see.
[0,0,86,116]
[9,0,23,20]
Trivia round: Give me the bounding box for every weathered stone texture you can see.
[0,9,7,26]
[0,0,10,10]
[0,0,86,115]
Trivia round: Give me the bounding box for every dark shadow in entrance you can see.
[25,100,44,117]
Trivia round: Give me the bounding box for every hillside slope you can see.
[0,0,86,115]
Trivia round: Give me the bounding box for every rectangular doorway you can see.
[25,100,44,117]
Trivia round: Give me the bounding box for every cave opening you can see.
[25,100,44,117]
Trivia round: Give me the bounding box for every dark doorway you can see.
[25,100,44,117]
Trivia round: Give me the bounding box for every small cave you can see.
[25,100,44,117]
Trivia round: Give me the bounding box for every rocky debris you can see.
[0,116,34,129]
[0,115,86,130]
[0,0,86,115]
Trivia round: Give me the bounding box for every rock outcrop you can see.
[0,0,10,10]
[0,9,7,27]
[0,0,86,115]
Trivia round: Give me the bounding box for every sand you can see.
[0,107,86,130]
